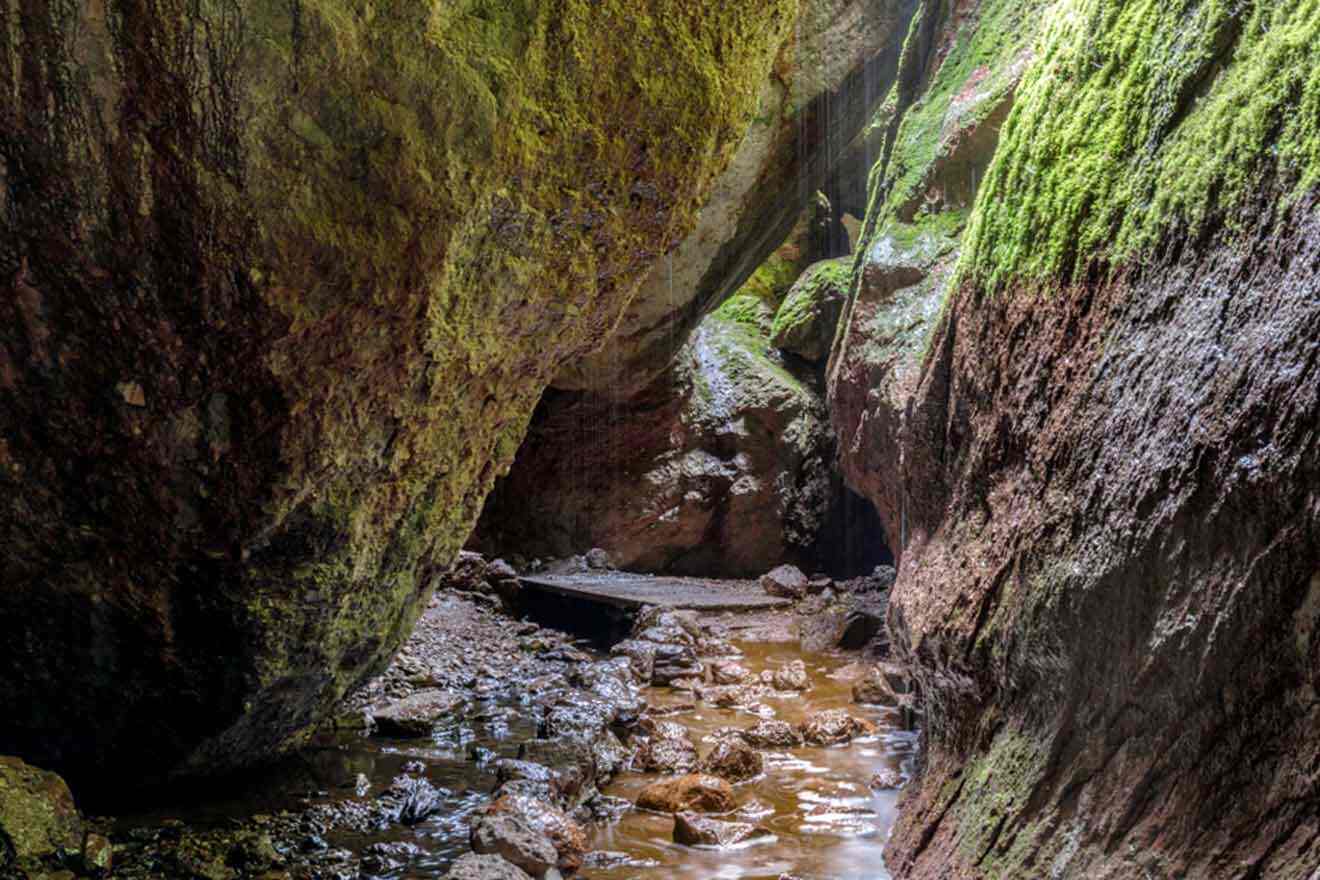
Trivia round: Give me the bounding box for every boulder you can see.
[472,311,838,578]
[673,812,772,848]
[0,756,82,876]
[852,664,910,707]
[0,0,806,786]
[371,690,464,737]
[636,774,736,814]
[698,740,764,783]
[771,257,851,362]
[760,565,810,599]
[799,710,877,746]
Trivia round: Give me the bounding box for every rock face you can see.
[825,0,1320,876]
[473,308,839,577]
[0,0,803,786]
[553,0,921,396]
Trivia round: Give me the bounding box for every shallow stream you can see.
[108,612,916,879]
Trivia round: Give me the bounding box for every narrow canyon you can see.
[1,0,1317,879]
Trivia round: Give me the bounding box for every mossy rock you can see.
[771,256,853,362]
[0,0,799,786]
[0,757,82,875]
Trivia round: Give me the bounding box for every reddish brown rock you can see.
[636,774,737,814]
[698,740,764,783]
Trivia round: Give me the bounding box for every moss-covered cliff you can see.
[829,0,1320,876]
[0,0,800,788]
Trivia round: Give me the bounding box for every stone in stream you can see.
[739,719,805,748]
[632,734,699,775]
[697,683,772,708]
[636,774,736,813]
[870,767,904,790]
[481,791,588,875]
[709,659,753,685]
[609,640,657,683]
[852,664,902,706]
[470,812,559,878]
[370,689,464,736]
[381,775,448,825]
[699,740,764,783]
[799,709,878,746]
[770,659,809,691]
[517,738,595,806]
[650,643,704,686]
[760,564,809,599]
[441,853,535,880]
[633,607,703,640]
[673,812,773,847]
[0,755,83,876]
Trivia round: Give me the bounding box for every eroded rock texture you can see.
[0,0,802,788]
[473,308,837,577]
[554,0,920,396]
[828,0,1320,876]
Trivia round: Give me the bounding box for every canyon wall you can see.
[828,0,1320,876]
[0,0,804,788]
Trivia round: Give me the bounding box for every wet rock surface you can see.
[672,812,772,848]
[73,572,915,880]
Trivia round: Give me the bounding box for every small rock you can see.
[609,640,657,683]
[470,813,558,877]
[632,735,699,775]
[770,659,809,692]
[81,831,114,876]
[699,740,763,783]
[673,812,772,847]
[585,548,614,570]
[371,689,464,736]
[636,774,736,813]
[441,853,534,879]
[870,767,904,790]
[383,775,448,825]
[709,660,752,685]
[759,564,809,599]
[799,709,877,746]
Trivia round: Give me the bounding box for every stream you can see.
[103,593,915,880]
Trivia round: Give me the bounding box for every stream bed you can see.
[101,586,915,880]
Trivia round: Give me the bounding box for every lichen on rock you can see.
[0,0,802,787]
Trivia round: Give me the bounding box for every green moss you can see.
[770,256,851,357]
[962,0,1320,288]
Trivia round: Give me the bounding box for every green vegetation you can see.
[962,0,1320,288]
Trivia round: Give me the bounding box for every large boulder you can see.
[0,0,803,786]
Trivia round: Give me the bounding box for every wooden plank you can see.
[518,573,791,612]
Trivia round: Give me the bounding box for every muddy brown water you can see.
[109,628,915,879]
[590,639,916,880]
